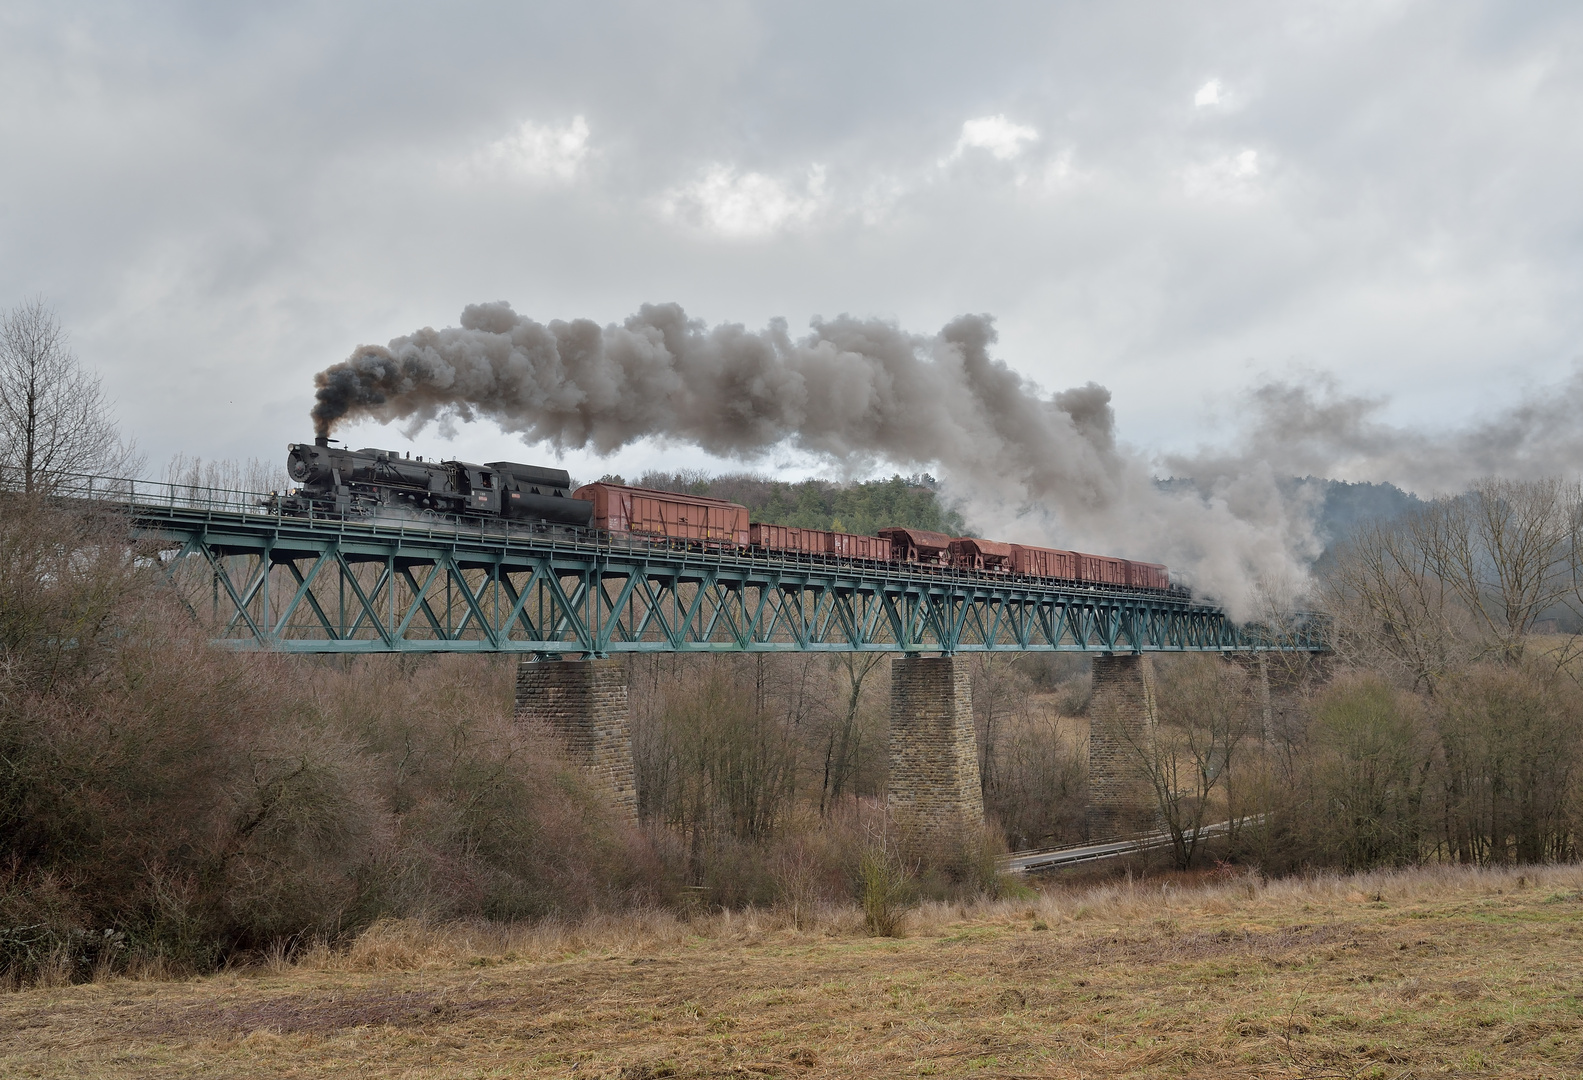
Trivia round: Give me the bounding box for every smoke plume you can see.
[311,301,1323,617]
[1165,371,1583,499]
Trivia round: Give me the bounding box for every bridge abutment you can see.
[888,655,985,849]
[1086,654,1159,840]
[514,658,637,821]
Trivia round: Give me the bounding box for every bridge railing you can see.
[0,465,285,517]
[1,465,1210,594]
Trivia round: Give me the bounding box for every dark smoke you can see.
[310,301,1323,616]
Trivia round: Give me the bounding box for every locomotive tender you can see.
[282,440,1175,594]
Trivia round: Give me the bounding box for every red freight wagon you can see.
[572,483,750,546]
[1009,544,1078,581]
[877,527,953,565]
[948,537,1013,572]
[1075,552,1130,587]
[826,531,892,561]
[749,523,826,555]
[1127,561,1170,591]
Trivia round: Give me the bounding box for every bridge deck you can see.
[24,474,1329,655]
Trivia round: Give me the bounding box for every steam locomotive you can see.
[280,437,1178,594]
[282,436,592,526]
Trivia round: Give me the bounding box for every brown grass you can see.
[3,863,1582,1078]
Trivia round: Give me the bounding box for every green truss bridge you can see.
[46,474,1327,655]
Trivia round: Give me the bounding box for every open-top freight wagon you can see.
[571,482,750,546]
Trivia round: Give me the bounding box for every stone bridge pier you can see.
[1086,654,1160,841]
[887,655,985,849]
[511,650,1311,852]
[514,657,638,821]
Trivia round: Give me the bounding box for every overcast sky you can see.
[3,0,1581,487]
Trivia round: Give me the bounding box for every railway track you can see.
[1002,815,1264,873]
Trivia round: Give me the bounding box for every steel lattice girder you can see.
[137,505,1326,655]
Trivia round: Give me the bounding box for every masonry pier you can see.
[1086,654,1159,840]
[514,658,637,821]
[887,655,985,849]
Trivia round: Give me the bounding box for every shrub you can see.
[858,844,914,937]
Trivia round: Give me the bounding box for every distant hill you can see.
[594,470,969,537]
[1159,475,1424,561]
[1294,476,1424,548]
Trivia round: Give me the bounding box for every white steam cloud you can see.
[1170,373,1583,499]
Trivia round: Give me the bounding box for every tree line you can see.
[600,469,970,537]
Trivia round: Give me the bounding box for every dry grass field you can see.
[2,864,1581,1079]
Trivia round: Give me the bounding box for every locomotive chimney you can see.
[315,435,330,448]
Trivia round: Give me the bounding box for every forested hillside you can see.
[1296,476,1423,546]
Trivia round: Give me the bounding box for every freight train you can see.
[281,438,1176,593]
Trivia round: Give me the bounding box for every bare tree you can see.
[969,653,1017,797]
[1323,517,1469,693]
[1124,656,1256,869]
[0,298,137,492]
[1325,479,1583,689]
[818,651,886,816]
[1420,478,1579,665]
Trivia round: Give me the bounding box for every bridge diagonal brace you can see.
[277,552,337,639]
[205,547,268,643]
[917,594,951,652]
[674,571,715,645]
[543,572,594,651]
[595,570,645,650]
[946,594,974,652]
[396,564,448,639]
[961,597,991,650]
[744,582,774,646]
[444,552,500,648]
[985,594,1009,648]
[498,562,550,641]
[761,586,802,647]
[698,579,743,645]
[627,576,675,644]
[338,555,395,647]
[880,591,911,650]
[829,590,861,648]
[857,592,888,647]
[774,585,809,648]
[810,588,843,645]
[157,536,203,623]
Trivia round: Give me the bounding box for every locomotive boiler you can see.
[283,436,592,526]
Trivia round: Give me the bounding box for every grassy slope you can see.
[2,864,1581,1079]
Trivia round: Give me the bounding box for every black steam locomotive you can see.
[282,436,593,526]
